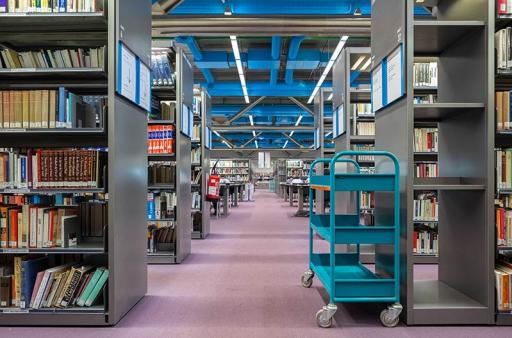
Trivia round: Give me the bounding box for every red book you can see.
[30,271,45,308]
[9,209,19,248]
[413,231,417,253]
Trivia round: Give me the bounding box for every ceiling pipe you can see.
[175,36,215,84]
[285,36,305,85]
[210,125,315,131]
[270,36,282,86]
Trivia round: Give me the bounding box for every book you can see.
[76,267,104,306]
[0,275,10,307]
[20,256,48,308]
[84,268,108,307]
[414,127,438,153]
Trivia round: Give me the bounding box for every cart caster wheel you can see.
[379,304,402,328]
[315,303,337,328]
[301,270,314,288]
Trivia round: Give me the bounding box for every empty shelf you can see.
[413,177,485,190]
[414,103,485,121]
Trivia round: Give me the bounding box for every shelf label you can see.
[3,189,30,194]
[2,308,29,314]
[1,128,26,132]
[2,248,29,254]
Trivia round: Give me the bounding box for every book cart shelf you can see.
[0,0,150,325]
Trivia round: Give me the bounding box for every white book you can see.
[29,207,37,248]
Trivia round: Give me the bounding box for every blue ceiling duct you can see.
[175,36,215,85]
[201,81,331,97]
[285,36,305,84]
[270,36,282,85]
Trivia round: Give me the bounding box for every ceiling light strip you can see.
[307,35,349,104]
[283,140,289,149]
[230,36,250,104]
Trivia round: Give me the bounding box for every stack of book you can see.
[352,144,375,162]
[147,223,175,254]
[496,91,512,131]
[0,89,105,129]
[356,122,375,136]
[497,149,512,189]
[0,0,104,12]
[413,192,438,221]
[414,127,438,153]
[414,162,438,178]
[413,224,438,255]
[495,261,512,312]
[151,52,174,87]
[148,161,176,186]
[413,62,438,88]
[148,125,174,155]
[497,28,512,70]
[147,192,175,220]
[0,47,105,69]
[0,258,108,310]
[0,148,107,190]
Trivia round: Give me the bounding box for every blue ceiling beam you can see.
[211,105,331,117]
[285,36,305,84]
[270,36,282,85]
[166,0,370,15]
[201,81,332,97]
[175,36,215,84]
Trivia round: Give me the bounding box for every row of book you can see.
[414,162,438,178]
[356,122,375,136]
[413,224,438,256]
[0,149,107,190]
[147,192,175,220]
[192,124,201,142]
[413,192,438,221]
[213,168,249,175]
[495,261,512,312]
[351,103,372,117]
[191,169,202,185]
[0,0,104,13]
[148,125,175,155]
[1,257,107,309]
[497,149,512,190]
[496,206,512,247]
[216,175,249,183]
[0,192,103,206]
[360,191,374,210]
[287,169,307,178]
[147,224,175,253]
[497,28,512,70]
[496,91,512,131]
[0,90,104,130]
[413,62,438,88]
[211,160,249,168]
[192,192,201,210]
[148,162,175,186]
[352,144,375,162]
[0,47,105,70]
[79,201,106,238]
[151,52,174,87]
[414,94,437,104]
[191,148,201,164]
[414,127,438,153]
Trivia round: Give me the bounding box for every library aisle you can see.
[0,190,504,337]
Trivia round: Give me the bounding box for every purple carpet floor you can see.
[0,190,508,337]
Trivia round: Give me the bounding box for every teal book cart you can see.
[301,151,402,328]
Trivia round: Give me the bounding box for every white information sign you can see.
[119,44,137,103]
[371,63,383,114]
[139,62,151,112]
[386,45,404,105]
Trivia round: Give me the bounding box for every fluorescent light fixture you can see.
[295,115,303,126]
[307,35,349,104]
[249,115,254,126]
[325,131,333,137]
[230,36,250,104]
[255,140,259,148]
[327,93,333,101]
[213,130,221,137]
[352,56,366,70]
[289,131,295,137]
[283,140,289,149]
[222,140,232,148]
[361,58,372,71]
[224,5,232,15]
[252,130,256,137]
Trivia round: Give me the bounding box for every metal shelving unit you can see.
[372,0,493,325]
[0,0,150,325]
[191,86,211,239]
[147,46,193,264]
